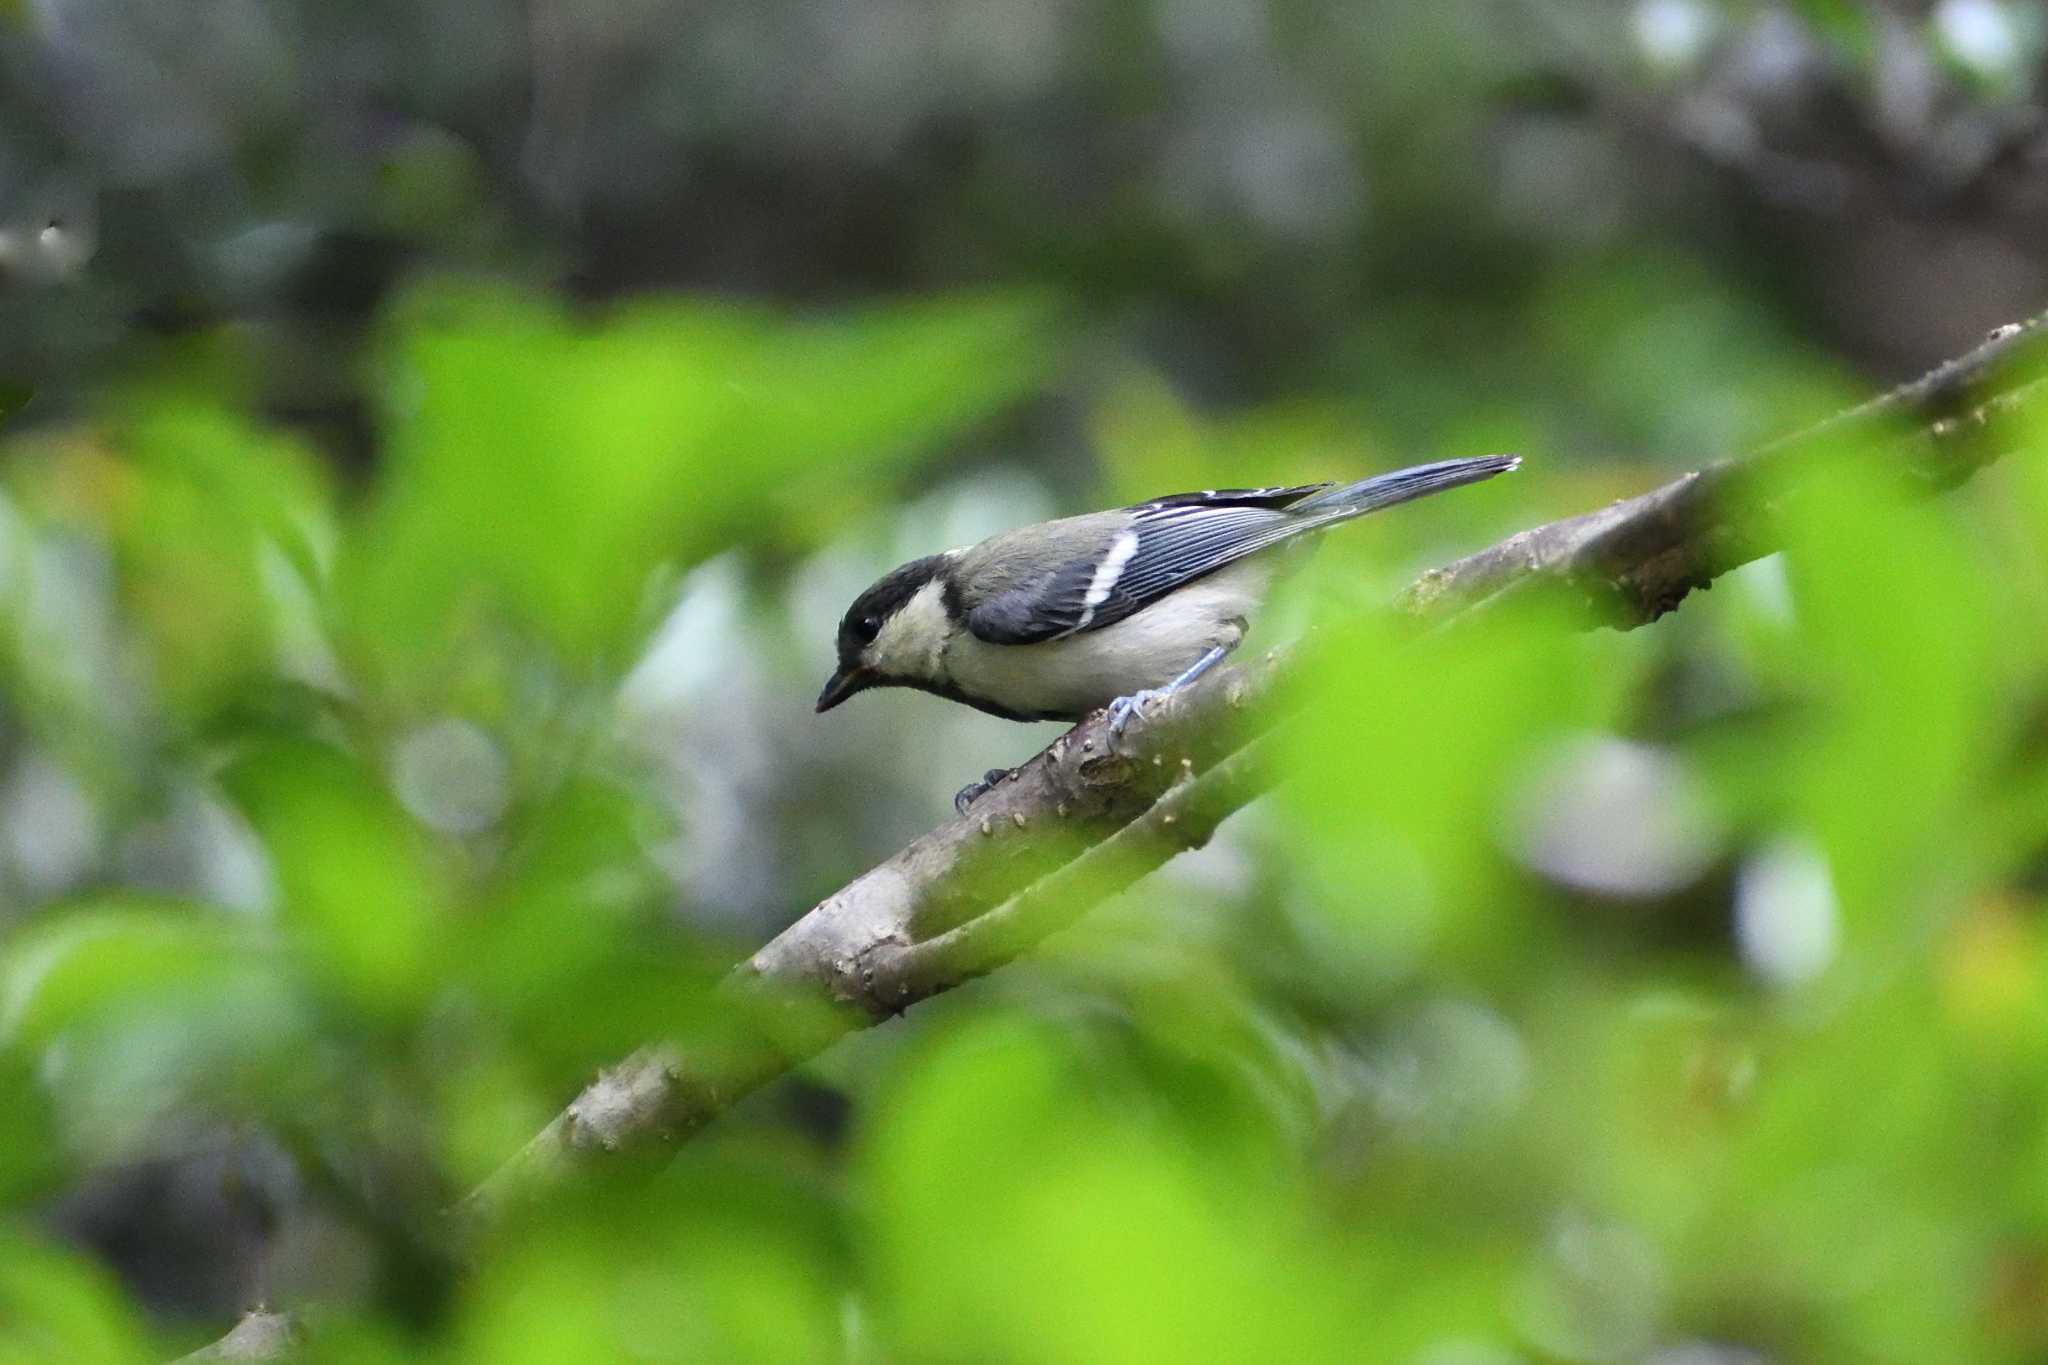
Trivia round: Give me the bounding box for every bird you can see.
[817,454,1519,809]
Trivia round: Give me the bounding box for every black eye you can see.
[854,615,881,644]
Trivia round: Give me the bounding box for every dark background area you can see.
[8,1,2043,446]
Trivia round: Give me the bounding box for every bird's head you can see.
[816,554,955,712]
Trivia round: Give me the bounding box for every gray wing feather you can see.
[966,563,1094,644]
[1128,483,1330,512]
[960,459,1515,647]
[963,503,1315,645]
[1102,507,1294,608]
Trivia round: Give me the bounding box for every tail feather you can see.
[1291,454,1520,519]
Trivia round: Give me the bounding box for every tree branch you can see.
[458,313,2048,1224]
[1402,320,2048,624]
[172,1310,300,1363]
[180,311,2048,1358]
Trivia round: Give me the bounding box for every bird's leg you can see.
[1106,643,1231,737]
[954,767,1018,816]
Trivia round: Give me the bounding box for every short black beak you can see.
[815,667,872,713]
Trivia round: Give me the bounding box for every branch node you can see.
[1077,754,1131,785]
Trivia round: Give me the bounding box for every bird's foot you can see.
[1106,688,1167,737]
[1103,644,1230,740]
[954,767,1017,816]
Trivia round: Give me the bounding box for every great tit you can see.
[818,454,1518,788]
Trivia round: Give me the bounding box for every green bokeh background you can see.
[1,1,2047,1361]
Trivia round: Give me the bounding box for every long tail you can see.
[1291,454,1520,519]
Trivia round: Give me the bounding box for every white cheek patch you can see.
[865,579,951,678]
[1070,529,1139,634]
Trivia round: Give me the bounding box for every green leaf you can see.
[1274,598,1615,991]
[0,1231,148,1365]
[0,900,256,1050]
[458,1156,845,1364]
[0,899,305,1160]
[0,1054,59,1205]
[221,738,440,1017]
[3,401,335,725]
[1794,0,1877,65]
[453,776,721,1075]
[1772,460,2006,949]
[0,381,30,430]
[343,284,1056,689]
[860,1014,1374,1364]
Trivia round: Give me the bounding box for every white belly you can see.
[941,559,1270,720]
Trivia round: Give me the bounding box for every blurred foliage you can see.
[0,0,2046,1363]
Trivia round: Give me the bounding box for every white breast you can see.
[941,558,1270,720]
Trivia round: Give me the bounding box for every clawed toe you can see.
[953,767,1016,816]
[1103,644,1231,739]
[1106,690,1162,736]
